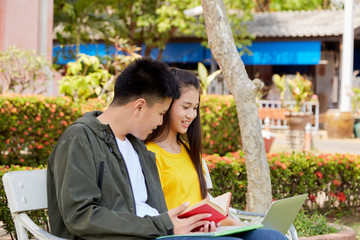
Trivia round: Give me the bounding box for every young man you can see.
[47,58,212,240]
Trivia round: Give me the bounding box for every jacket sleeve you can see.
[50,130,173,240]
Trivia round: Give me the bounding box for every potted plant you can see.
[351,86,360,138]
[273,72,317,130]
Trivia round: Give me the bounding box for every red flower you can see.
[336,192,346,202]
[309,194,316,202]
[36,144,44,149]
[315,171,323,179]
[333,180,341,186]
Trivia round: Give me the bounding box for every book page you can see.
[211,192,231,213]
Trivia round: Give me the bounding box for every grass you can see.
[337,215,360,240]
[348,222,360,240]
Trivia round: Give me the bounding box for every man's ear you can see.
[133,98,147,116]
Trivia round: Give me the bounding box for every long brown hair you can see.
[145,67,207,199]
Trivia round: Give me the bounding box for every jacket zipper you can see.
[106,128,137,215]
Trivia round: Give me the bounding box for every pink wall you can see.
[0,0,53,63]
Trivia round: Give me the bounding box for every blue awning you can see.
[241,41,321,65]
[53,41,321,65]
[53,44,117,65]
[143,43,208,64]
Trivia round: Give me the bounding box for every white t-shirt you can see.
[116,137,159,217]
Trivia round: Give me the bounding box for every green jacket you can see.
[47,111,173,240]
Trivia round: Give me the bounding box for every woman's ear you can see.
[133,98,147,116]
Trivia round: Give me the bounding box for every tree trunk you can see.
[201,0,272,213]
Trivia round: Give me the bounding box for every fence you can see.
[258,100,319,131]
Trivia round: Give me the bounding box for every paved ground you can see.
[1,130,359,239]
[0,222,10,240]
[270,130,360,154]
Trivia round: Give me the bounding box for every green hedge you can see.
[205,151,360,214]
[0,94,106,166]
[201,94,242,155]
[0,94,240,166]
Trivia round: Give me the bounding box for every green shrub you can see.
[0,94,106,166]
[0,46,50,94]
[204,152,247,209]
[200,95,242,155]
[294,210,338,237]
[58,54,114,105]
[203,151,360,214]
[1,93,241,164]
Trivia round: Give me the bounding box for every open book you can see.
[157,223,264,238]
[178,192,232,223]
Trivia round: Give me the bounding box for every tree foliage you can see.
[253,0,341,12]
[54,0,118,54]
[53,0,337,60]
[54,0,255,59]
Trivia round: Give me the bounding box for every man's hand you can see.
[198,221,217,232]
[167,202,212,235]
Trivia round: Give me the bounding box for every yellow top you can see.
[146,142,203,210]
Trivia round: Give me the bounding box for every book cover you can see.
[157,223,264,238]
[178,192,232,223]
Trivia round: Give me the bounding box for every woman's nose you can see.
[187,110,196,119]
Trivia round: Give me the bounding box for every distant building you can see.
[242,8,360,112]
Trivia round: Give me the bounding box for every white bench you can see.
[2,169,67,240]
[3,169,298,240]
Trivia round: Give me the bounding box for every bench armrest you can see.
[15,213,68,240]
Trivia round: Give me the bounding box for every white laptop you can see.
[259,194,308,234]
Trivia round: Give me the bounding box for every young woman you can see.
[145,67,287,239]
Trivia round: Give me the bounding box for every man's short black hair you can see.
[111,57,180,106]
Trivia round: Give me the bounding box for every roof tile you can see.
[247,8,360,38]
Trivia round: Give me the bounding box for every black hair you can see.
[145,67,207,199]
[111,57,180,106]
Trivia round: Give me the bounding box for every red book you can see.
[178,192,232,223]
